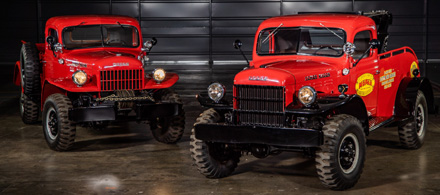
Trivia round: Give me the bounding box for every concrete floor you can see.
[1,66,440,194]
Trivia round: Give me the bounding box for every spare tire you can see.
[20,42,41,99]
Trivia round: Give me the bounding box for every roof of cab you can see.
[45,15,140,30]
[258,14,375,33]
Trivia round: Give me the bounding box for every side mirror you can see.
[143,37,158,52]
[369,39,380,49]
[233,39,242,50]
[343,42,355,56]
[46,36,55,46]
[233,39,249,65]
[151,37,157,46]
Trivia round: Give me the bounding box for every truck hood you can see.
[234,60,338,87]
[62,50,141,69]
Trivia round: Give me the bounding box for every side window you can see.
[353,30,371,59]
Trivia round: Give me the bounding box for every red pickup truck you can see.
[190,11,434,190]
[14,15,185,151]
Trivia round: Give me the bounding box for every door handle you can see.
[375,70,380,75]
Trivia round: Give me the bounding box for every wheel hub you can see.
[338,133,360,174]
[416,104,425,137]
[45,108,59,140]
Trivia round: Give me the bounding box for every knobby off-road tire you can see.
[150,89,185,144]
[20,42,41,98]
[190,108,241,178]
[43,94,76,151]
[20,92,39,124]
[315,114,366,190]
[19,42,40,124]
[398,90,428,149]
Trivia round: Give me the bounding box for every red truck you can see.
[190,11,434,190]
[14,15,185,151]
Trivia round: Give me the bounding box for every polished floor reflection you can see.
[1,66,440,194]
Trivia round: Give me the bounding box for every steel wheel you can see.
[416,104,425,137]
[45,107,58,140]
[338,133,360,174]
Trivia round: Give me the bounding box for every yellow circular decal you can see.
[355,73,375,96]
[410,61,418,78]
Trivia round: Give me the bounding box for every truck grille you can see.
[100,69,144,91]
[234,85,285,127]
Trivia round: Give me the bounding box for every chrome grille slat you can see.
[235,85,285,127]
[100,69,143,91]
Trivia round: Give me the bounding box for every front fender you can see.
[45,78,100,92]
[286,95,369,133]
[196,92,232,110]
[143,72,179,89]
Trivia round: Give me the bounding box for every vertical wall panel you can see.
[2,0,439,72]
[112,2,139,18]
[428,0,440,59]
[354,0,425,59]
[283,1,353,15]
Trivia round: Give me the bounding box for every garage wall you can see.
[2,0,437,70]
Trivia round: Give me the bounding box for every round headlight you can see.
[298,86,317,106]
[208,83,225,103]
[152,68,166,83]
[72,70,87,86]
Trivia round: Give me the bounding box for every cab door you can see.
[350,30,380,116]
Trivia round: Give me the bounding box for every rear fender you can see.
[394,77,435,120]
[13,61,21,86]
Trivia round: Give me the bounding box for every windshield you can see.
[62,25,139,50]
[257,27,346,57]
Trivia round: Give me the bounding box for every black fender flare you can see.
[286,95,369,134]
[394,77,434,122]
[196,92,232,110]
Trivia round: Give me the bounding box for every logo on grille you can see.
[249,76,268,81]
[112,62,129,66]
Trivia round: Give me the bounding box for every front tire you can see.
[42,94,76,151]
[315,114,366,190]
[190,108,241,178]
[398,90,428,149]
[150,89,185,144]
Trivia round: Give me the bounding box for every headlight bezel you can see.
[72,70,87,86]
[207,82,226,103]
[152,68,166,83]
[298,86,317,107]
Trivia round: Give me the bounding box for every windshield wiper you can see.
[319,23,343,40]
[262,23,283,44]
[117,22,126,30]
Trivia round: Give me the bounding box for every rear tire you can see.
[20,91,39,124]
[42,94,76,151]
[19,42,41,124]
[20,42,41,98]
[398,90,427,149]
[150,89,185,144]
[315,114,366,190]
[190,108,241,178]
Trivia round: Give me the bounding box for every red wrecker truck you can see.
[190,11,434,190]
[14,15,185,151]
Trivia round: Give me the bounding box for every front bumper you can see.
[194,123,322,147]
[69,103,182,122]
